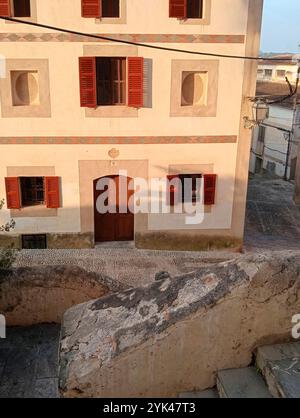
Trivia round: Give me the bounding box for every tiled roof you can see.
[259,54,296,65]
[256,81,300,109]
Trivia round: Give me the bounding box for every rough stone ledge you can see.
[59,251,300,398]
[0,266,125,326]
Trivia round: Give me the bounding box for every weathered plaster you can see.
[59,252,300,398]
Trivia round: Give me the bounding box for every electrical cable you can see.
[0,15,296,62]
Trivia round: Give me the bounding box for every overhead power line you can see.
[0,16,296,62]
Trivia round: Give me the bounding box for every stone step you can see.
[217,367,271,398]
[179,389,219,398]
[256,342,300,372]
[264,358,300,398]
[256,342,300,398]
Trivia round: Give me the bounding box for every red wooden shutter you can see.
[45,177,60,209]
[204,174,217,205]
[81,0,101,18]
[79,57,97,108]
[169,0,187,18]
[167,175,181,206]
[5,177,21,209]
[128,57,144,108]
[0,0,11,17]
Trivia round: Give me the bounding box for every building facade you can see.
[0,0,263,250]
[250,81,300,180]
[257,55,299,83]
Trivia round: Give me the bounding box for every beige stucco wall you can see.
[0,0,249,35]
[0,143,237,235]
[0,42,245,136]
[0,0,264,248]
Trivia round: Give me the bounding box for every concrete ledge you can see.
[59,251,300,397]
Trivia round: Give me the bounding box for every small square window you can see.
[276,70,286,78]
[20,177,45,207]
[10,70,39,106]
[264,69,273,77]
[22,234,47,249]
[181,71,208,107]
[12,0,31,17]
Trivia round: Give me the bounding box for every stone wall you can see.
[0,266,114,326]
[59,252,300,398]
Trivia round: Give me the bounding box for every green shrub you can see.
[0,198,17,270]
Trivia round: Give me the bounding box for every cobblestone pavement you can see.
[0,325,60,398]
[14,248,238,288]
[244,174,300,251]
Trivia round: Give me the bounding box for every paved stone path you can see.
[244,175,300,251]
[0,325,60,398]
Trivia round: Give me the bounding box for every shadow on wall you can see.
[143,58,153,108]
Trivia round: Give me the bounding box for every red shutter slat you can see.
[45,177,60,209]
[169,0,187,18]
[128,57,144,108]
[81,0,101,18]
[79,57,97,108]
[167,175,181,206]
[5,177,21,209]
[0,0,11,17]
[204,174,217,205]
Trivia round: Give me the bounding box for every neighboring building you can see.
[0,0,263,251]
[257,54,299,83]
[250,81,300,179]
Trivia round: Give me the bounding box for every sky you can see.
[261,0,300,53]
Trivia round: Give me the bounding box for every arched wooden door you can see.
[93,175,134,242]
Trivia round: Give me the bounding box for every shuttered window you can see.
[204,174,217,205]
[169,0,203,19]
[79,57,97,108]
[81,0,120,18]
[45,177,60,209]
[5,177,21,209]
[128,57,144,108]
[79,56,144,109]
[167,174,217,206]
[0,0,11,17]
[5,177,61,210]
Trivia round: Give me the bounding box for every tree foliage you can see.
[0,199,17,269]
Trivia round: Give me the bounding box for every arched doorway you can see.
[93,175,134,242]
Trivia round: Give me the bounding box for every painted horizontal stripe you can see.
[0,33,245,43]
[0,136,237,145]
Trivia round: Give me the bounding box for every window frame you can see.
[96,57,126,106]
[170,0,211,25]
[20,176,45,208]
[22,234,47,249]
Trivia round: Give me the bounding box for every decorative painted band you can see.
[0,33,245,44]
[0,136,237,145]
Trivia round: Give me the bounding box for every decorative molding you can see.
[0,136,237,145]
[0,33,245,43]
